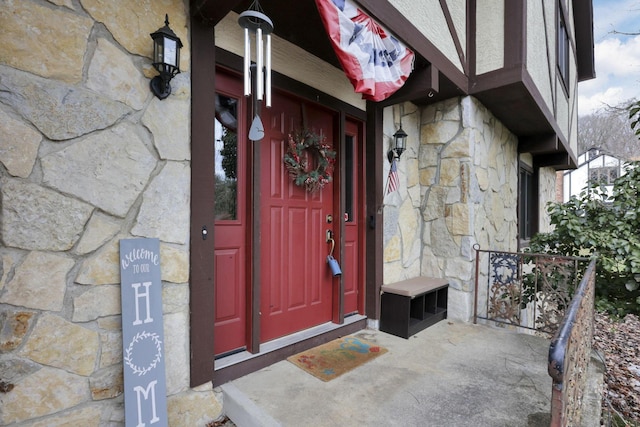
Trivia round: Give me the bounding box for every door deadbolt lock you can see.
[326,214,333,223]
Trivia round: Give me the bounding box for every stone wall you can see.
[0,1,223,425]
[383,97,519,321]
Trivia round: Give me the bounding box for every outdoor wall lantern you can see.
[388,126,408,163]
[150,14,183,100]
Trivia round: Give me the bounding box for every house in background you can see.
[0,0,593,425]
[560,148,631,201]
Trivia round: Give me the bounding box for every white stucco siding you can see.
[475,0,504,74]
[556,78,570,140]
[215,13,366,110]
[389,0,464,72]
[569,88,579,156]
[526,0,554,114]
[447,0,467,61]
[538,167,557,233]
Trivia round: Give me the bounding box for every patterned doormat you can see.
[287,336,387,381]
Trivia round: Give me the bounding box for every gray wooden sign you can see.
[119,238,168,427]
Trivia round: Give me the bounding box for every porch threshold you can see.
[214,314,367,386]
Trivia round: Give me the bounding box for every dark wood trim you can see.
[357,0,468,92]
[470,65,523,93]
[213,318,367,386]
[533,152,574,169]
[365,103,383,320]
[519,134,558,154]
[189,17,217,388]
[573,0,595,81]
[378,65,439,108]
[504,0,526,67]
[439,0,467,75]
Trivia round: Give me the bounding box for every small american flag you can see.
[386,158,399,194]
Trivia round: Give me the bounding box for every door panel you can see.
[259,95,335,342]
[343,119,364,315]
[214,72,248,355]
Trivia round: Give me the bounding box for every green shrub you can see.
[529,162,640,317]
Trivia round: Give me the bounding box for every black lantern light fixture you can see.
[388,125,408,163]
[150,14,183,100]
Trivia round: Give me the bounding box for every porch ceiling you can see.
[220,0,461,104]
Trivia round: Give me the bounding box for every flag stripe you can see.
[387,158,399,194]
[315,0,415,102]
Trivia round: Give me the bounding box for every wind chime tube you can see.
[256,27,264,101]
[265,33,272,107]
[243,27,251,97]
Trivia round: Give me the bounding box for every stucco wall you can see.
[526,0,579,157]
[389,0,464,72]
[526,0,555,114]
[475,0,505,74]
[538,167,558,233]
[383,96,518,322]
[0,1,223,425]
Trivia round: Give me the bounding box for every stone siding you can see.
[383,97,519,321]
[0,1,223,425]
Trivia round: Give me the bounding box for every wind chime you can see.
[238,1,273,141]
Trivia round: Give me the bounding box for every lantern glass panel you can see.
[165,38,177,66]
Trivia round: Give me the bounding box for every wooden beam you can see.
[533,152,571,169]
[365,103,383,320]
[189,17,217,388]
[378,65,439,107]
[519,133,558,154]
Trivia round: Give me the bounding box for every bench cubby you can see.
[380,277,448,339]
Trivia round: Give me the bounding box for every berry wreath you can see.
[283,129,337,193]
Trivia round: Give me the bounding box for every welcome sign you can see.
[119,238,168,427]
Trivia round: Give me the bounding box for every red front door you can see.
[213,69,364,355]
[259,96,336,342]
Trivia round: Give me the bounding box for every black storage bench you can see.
[380,277,448,339]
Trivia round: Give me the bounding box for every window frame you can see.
[557,2,571,93]
[518,163,538,248]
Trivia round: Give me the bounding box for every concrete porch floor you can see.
[220,320,593,427]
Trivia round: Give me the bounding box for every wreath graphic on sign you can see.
[124,331,163,376]
[283,129,336,193]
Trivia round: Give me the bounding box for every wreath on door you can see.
[283,129,336,193]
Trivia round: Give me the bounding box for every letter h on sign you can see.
[120,238,168,427]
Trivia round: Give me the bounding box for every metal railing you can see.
[548,258,597,427]
[473,245,590,335]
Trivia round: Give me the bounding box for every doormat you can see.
[287,336,387,382]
